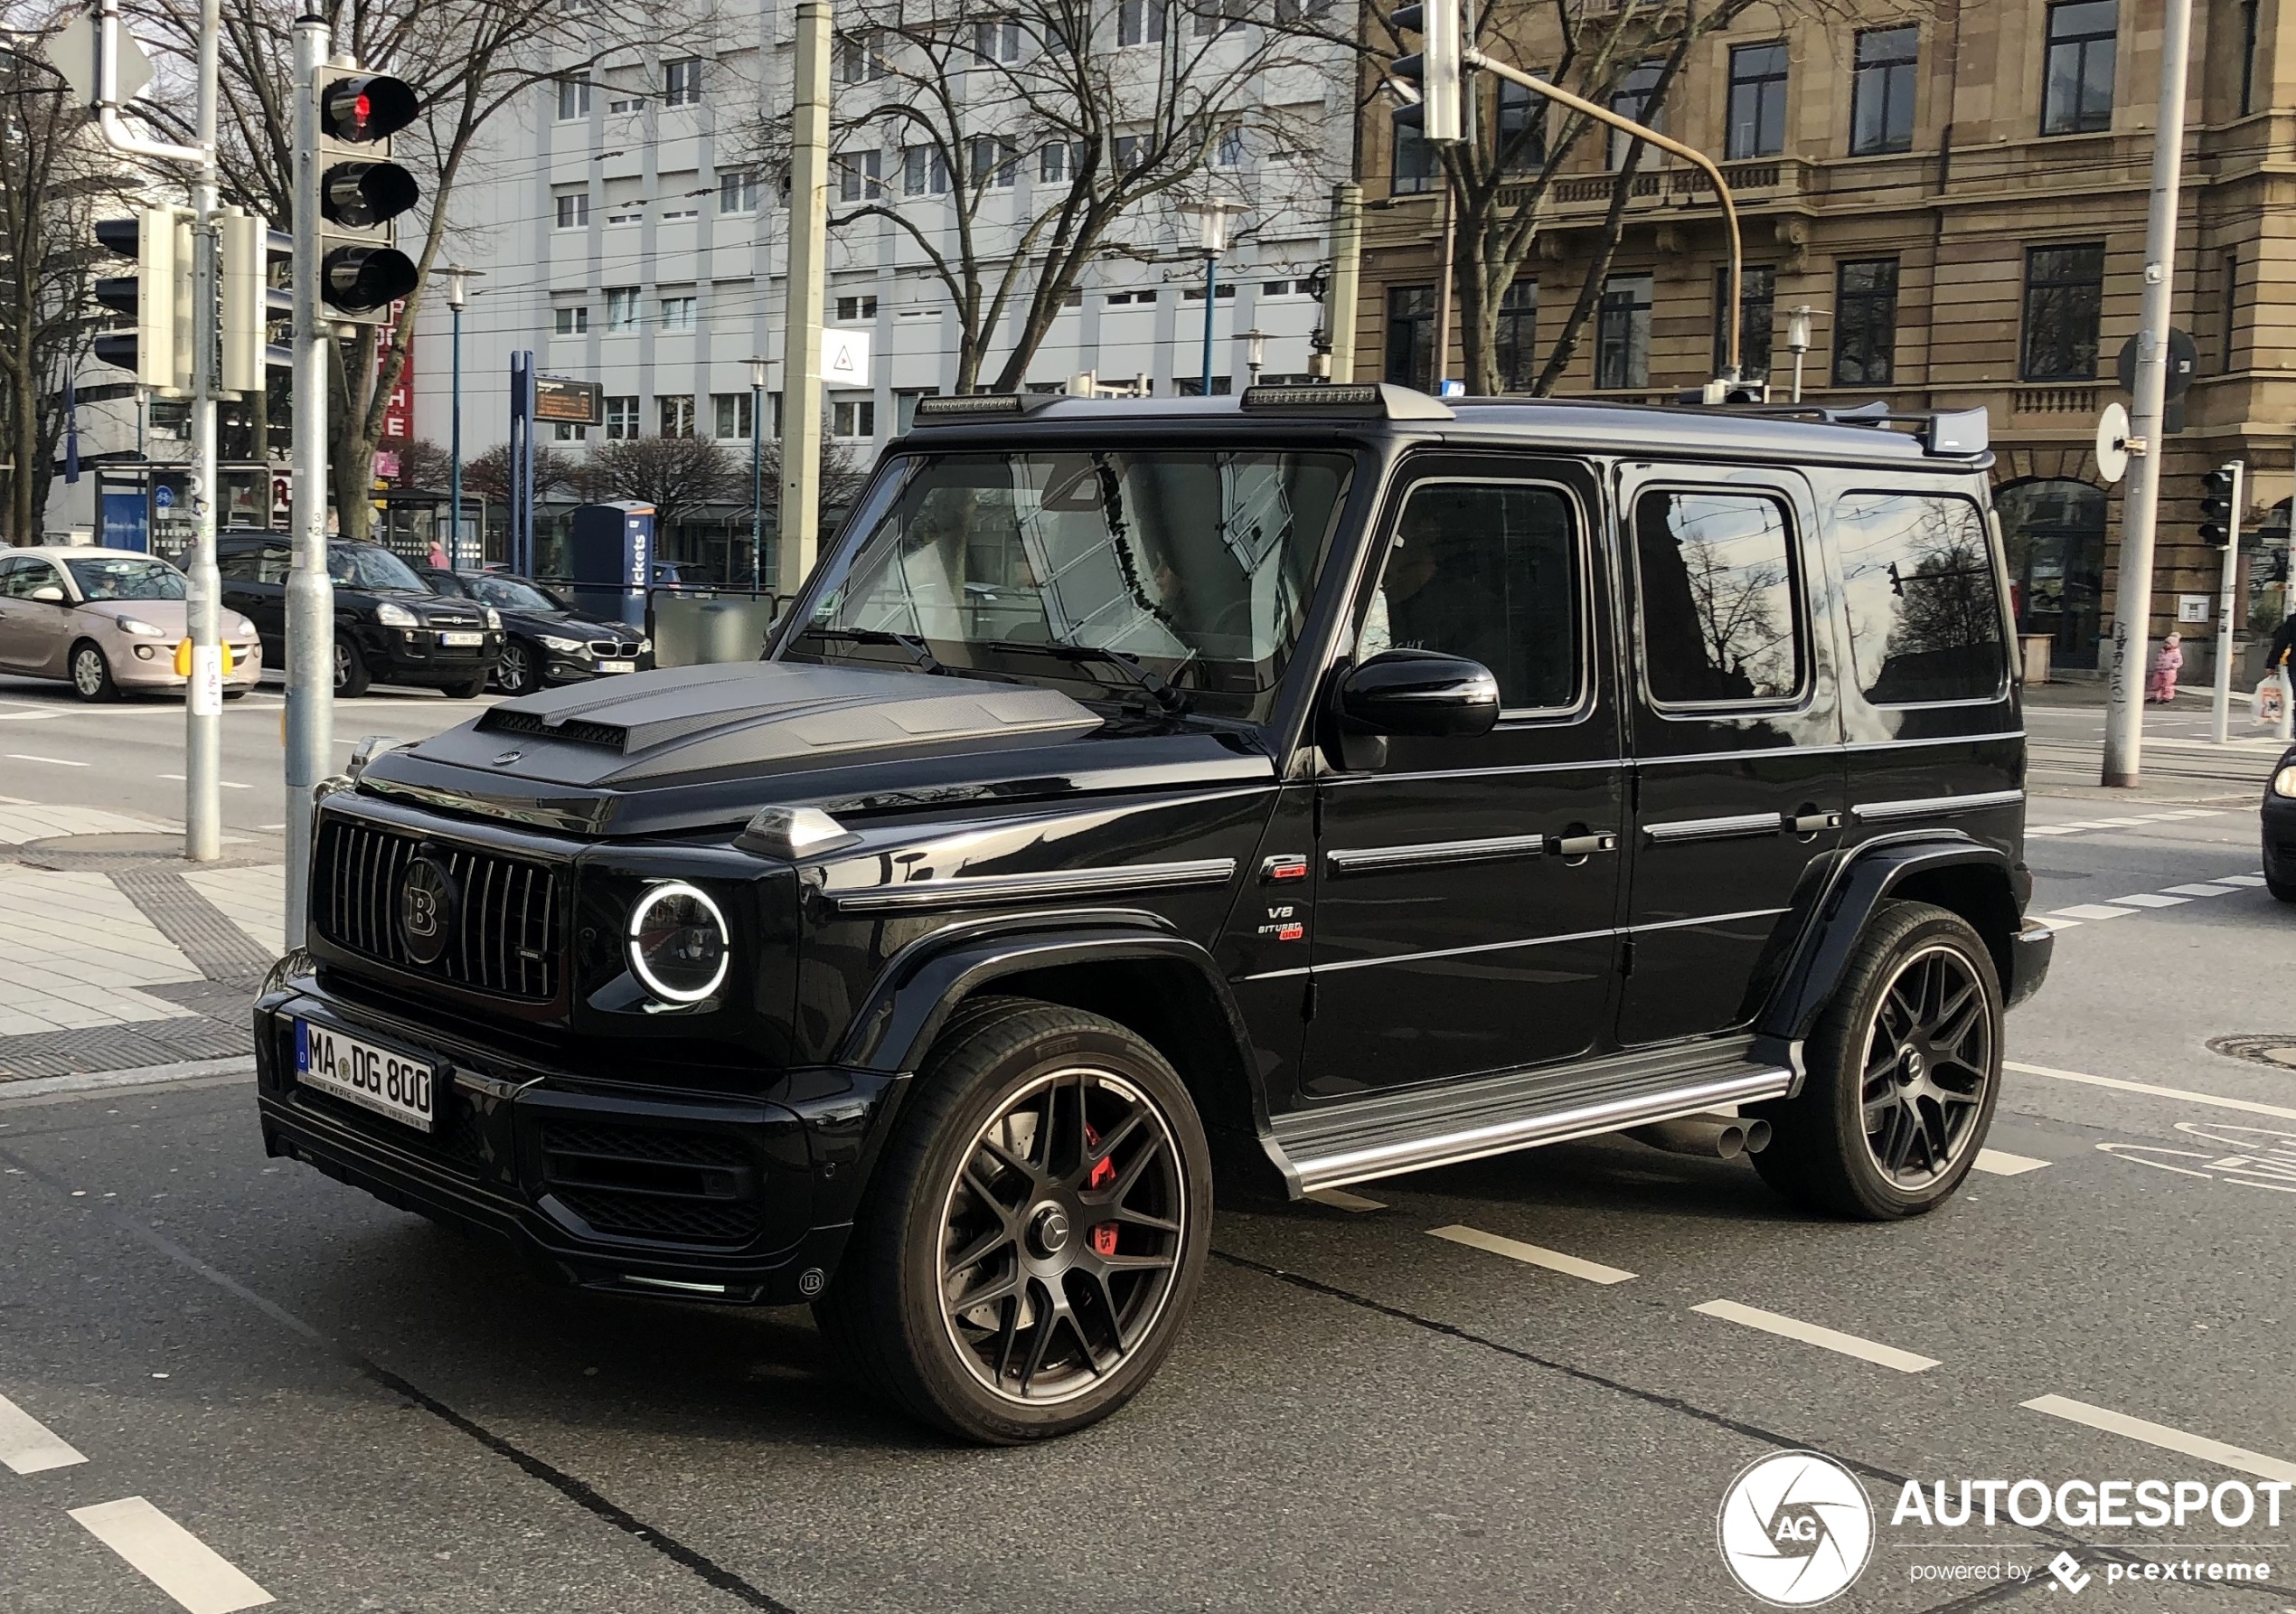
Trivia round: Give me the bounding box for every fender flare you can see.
[1756,835,2018,1045]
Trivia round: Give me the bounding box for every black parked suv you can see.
[415,568,653,696]
[255,386,2052,1442]
[217,533,503,697]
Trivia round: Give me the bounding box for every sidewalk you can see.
[0,804,281,1083]
[2021,680,2286,806]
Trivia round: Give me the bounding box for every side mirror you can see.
[29,585,67,604]
[1336,649,1501,739]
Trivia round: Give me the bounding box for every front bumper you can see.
[2263,795,2296,883]
[353,623,503,687]
[254,976,870,1305]
[539,647,654,684]
[114,640,264,691]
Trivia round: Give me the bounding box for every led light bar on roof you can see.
[909,392,1059,420]
[1238,382,1454,420]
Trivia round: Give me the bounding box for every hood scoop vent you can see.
[480,707,629,751]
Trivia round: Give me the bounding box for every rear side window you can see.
[1836,492,2006,704]
[1360,481,1581,712]
[1634,489,1802,705]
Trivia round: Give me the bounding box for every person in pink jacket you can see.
[2147,631,2183,703]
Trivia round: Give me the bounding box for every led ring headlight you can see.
[626,881,730,1003]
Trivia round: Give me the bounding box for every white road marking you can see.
[2110,892,2189,908]
[2050,904,2138,921]
[0,711,64,721]
[5,753,88,767]
[1972,1148,2051,1176]
[2032,915,2083,931]
[2214,873,2269,887]
[2161,883,2242,897]
[1427,1224,1634,1284]
[2006,1060,2296,1123]
[155,775,251,790]
[0,1392,88,1473]
[68,1496,274,1613]
[1305,1187,1387,1212]
[1691,1299,1939,1373]
[2022,1395,2296,1485]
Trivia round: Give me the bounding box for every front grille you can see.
[315,818,561,999]
[540,1120,761,1245]
[588,639,644,657]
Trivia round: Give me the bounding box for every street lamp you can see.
[442,265,483,568]
[1182,202,1239,398]
[1785,305,1811,405]
[1245,327,1266,387]
[748,355,767,594]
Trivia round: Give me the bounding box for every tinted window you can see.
[327,544,425,590]
[1360,482,1579,712]
[218,542,289,584]
[1837,493,2006,704]
[464,574,563,613]
[1636,489,1802,704]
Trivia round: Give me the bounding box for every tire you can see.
[69,640,118,702]
[815,996,1212,1443]
[445,674,490,700]
[332,637,371,698]
[496,638,542,696]
[222,686,249,701]
[1751,901,2002,1221]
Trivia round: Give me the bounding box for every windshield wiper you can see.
[796,625,949,676]
[983,640,1191,717]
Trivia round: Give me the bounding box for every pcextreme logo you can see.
[1717,1450,1877,1607]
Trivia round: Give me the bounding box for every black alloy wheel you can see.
[816,998,1211,1443]
[496,637,541,695]
[70,640,118,702]
[1753,901,2002,1220]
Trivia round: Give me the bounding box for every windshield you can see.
[463,574,563,613]
[66,556,186,601]
[328,545,426,591]
[794,448,1353,721]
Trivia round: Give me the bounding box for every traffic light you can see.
[1390,0,1462,145]
[219,212,294,392]
[2198,464,2243,546]
[90,207,195,393]
[314,67,421,321]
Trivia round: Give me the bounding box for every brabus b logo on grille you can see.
[399,854,457,966]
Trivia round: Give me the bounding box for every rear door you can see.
[1616,465,1845,1047]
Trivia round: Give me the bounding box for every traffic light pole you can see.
[182,0,223,864]
[779,0,832,590]
[284,14,334,949]
[2210,462,2243,745]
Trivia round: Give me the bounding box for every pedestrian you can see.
[2270,609,2296,675]
[2147,631,2183,703]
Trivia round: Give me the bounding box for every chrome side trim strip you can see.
[1850,788,2025,824]
[1642,811,1782,845]
[1631,905,1793,933]
[1327,833,1551,875]
[1240,907,1788,983]
[829,857,1237,913]
[1290,1067,1796,1194]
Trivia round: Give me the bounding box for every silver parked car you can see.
[0,547,263,701]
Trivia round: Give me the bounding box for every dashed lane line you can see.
[1690,1299,1940,1373]
[2022,1395,2296,1486]
[1972,1148,2051,1176]
[2161,882,2246,898]
[2005,1060,2296,1124]
[69,1496,274,1614]
[1426,1224,1636,1284]
[155,774,252,790]
[5,753,87,767]
[1305,1187,1387,1212]
[0,1392,87,1474]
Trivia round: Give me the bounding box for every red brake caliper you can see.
[1084,1122,1119,1256]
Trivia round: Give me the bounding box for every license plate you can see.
[439,631,484,647]
[598,659,635,674]
[295,1020,437,1132]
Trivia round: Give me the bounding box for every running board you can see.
[1266,1050,1795,1196]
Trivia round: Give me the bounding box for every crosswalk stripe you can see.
[0,1392,86,1474]
[1972,1148,2050,1176]
[2050,904,2137,920]
[2023,1395,2296,1485]
[69,1496,274,1614]
[1427,1224,1634,1284]
[1691,1299,1939,1373]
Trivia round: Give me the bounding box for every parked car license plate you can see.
[295,1020,436,1131]
[598,659,635,673]
[439,631,484,647]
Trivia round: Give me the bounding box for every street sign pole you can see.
[780,0,832,590]
[181,0,223,864]
[2100,0,2193,788]
[283,14,334,949]
[2210,462,2243,745]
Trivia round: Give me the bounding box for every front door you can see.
[1299,459,1625,1099]
[1616,467,1845,1047]
[219,538,289,662]
[1,555,75,678]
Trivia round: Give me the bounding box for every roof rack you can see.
[1706,399,1990,458]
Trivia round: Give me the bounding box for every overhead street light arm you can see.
[94,0,203,165]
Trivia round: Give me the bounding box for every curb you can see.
[0,1056,256,1105]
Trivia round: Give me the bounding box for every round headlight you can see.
[2273,764,2296,798]
[626,882,729,1002]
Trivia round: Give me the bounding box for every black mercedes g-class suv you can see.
[255,384,2051,1443]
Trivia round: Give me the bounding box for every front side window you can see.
[1832,258,1898,386]
[1837,492,2005,704]
[1494,279,1539,392]
[1850,27,1918,155]
[2019,242,2104,380]
[796,449,1355,721]
[1727,43,1789,159]
[1714,264,1775,382]
[1635,489,1802,705]
[2043,0,2117,135]
[1595,273,1651,390]
[1360,482,1580,713]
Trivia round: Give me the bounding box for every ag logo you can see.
[1717,1450,1874,1607]
[398,854,457,966]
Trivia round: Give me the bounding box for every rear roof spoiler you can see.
[1719,400,1991,458]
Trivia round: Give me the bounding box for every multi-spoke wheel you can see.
[816,997,1211,1442]
[69,640,118,702]
[1753,901,2002,1220]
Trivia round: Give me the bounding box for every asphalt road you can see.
[3,694,2294,1612]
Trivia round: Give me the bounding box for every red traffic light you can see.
[320,74,418,144]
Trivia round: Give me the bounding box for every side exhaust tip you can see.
[1623,1114,1771,1160]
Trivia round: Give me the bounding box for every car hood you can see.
[77,600,257,637]
[358,659,1276,837]
[503,609,637,639]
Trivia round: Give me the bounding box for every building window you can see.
[555,76,591,120]
[713,393,755,439]
[1118,0,1165,44]
[1385,284,1435,391]
[895,389,940,432]
[903,145,950,196]
[1493,279,1538,392]
[2220,251,2240,372]
[659,294,697,332]
[835,31,887,83]
[2019,243,2105,380]
[1173,376,1231,396]
[1595,274,1651,389]
[554,191,589,229]
[663,57,702,107]
[1608,61,1665,169]
[1849,27,1918,155]
[1105,288,1157,307]
[1190,0,1245,35]
[605,207,643,227]
[834,295,879,322]
[604,287,640,332]
[1040,141,1086,184]
[661,206,697,222]
[2240,0,2261,115]
[1831,258,1899,385]
[719,171,758,213]
[832,398,877,438]
[1216,127,1244,168]
[1114,133,1147,172]
[974,17,1021,60]
[1392,116,1433,195]
[2042,0,2117,135]
[1180,283,1236,302]
[607,95,645,114]
[604,395,638,439]
[552,422,587,442]
[658,395,695,438]
[969,137,1018,187]
[553,306,588,335]
[1495,79,1546,171]
[1714,264,1775,382]
[838,150,885,203]
[1727,43,1789,160]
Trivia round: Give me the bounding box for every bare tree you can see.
[464,439,579,505]
[572,435,742,537]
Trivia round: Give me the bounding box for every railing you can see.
[1500,161,1787,212]
[2012,386,2100,414]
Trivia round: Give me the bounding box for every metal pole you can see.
[2211,461,2243,744]
[1325,182,1362,384]
[779,0,832,590]
[749,377,765,591]
[182,0,222,863]
[2100,0,2193,788]
[448,278,464,571]
[1200,252,1218,397]
[1432,177,1454,392]
[284,13,334,948]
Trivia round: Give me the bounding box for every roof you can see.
[27,545,177,562]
